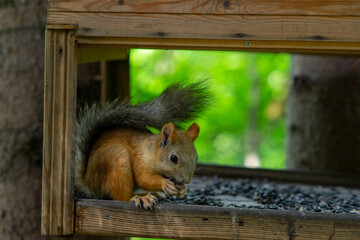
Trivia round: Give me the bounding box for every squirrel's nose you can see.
[184,172,194,184]
[183,177,191,184]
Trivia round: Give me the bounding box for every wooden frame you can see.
[47,0,360,54]
[76,199,360,239]
[42,26,77,235]
[73,164,360,239]
[42,0,360,238]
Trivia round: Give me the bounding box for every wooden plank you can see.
[47,12,360,43]
[78,47,127,63]
[77,37,360,55]
[195,164,360,188]
[101,56,130,103]
[75,199,360,239]
[49,0,360,16]
[46,24,77,30]
[42,28,77,235]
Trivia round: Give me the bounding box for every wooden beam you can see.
[47,12,360,43]
[46,24,77,30]
[49,0,360,16]
[195,164,360,188]
[75,199,360,239]
[42,28,77,235]
[77,37,360,55]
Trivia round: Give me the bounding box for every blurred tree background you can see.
[129,50,291,169]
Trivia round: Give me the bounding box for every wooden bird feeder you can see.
[42,0,360,239]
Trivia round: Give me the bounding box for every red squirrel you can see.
[75,82,210,209]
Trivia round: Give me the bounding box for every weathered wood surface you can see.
[46,11,360,54]
[49,0,360,16]
[75,199,360,239]
[47,12,360,42]
[196,164,360,188]
[46,0,360,54]
[77,37,360,55]
[42,28,77,235]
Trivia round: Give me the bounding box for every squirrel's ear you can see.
[159,122,178,147]
[186,123,200,142]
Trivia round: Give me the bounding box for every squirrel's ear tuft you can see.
[186,123,200,142]
[159,122,178,147]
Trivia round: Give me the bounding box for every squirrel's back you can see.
[75,81,211,197]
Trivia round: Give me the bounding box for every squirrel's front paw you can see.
[176,183,187,199]
[130,193,158,210]
[162,179,179,196]
[162,179,187,198]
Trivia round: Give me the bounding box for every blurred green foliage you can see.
[130,50,290,169]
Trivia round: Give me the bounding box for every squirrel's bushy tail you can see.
[75,81,211,196]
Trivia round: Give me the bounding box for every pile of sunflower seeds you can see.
[163,176,360,214]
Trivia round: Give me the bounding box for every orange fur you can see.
[186,123,200,141]
[83,123,199,202]
[85,130,135,200]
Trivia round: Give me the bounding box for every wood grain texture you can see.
[46,4,360,54]
[77,37,360,55]
[75,199,360,239]
[48,12,360,46]
[42,28,77,235]
[46,24,77,30]
[47,12,360,43]
[49,0,360,16]
[195,164,360,188]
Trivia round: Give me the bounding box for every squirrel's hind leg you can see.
[105,149,134,201]
[87,142,134,201]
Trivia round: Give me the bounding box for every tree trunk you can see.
[0,0,47,239]
[0,2,118,239]
[244,55,260,168]
[286,55,360,173]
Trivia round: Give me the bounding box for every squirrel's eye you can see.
[170,154,178,164]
